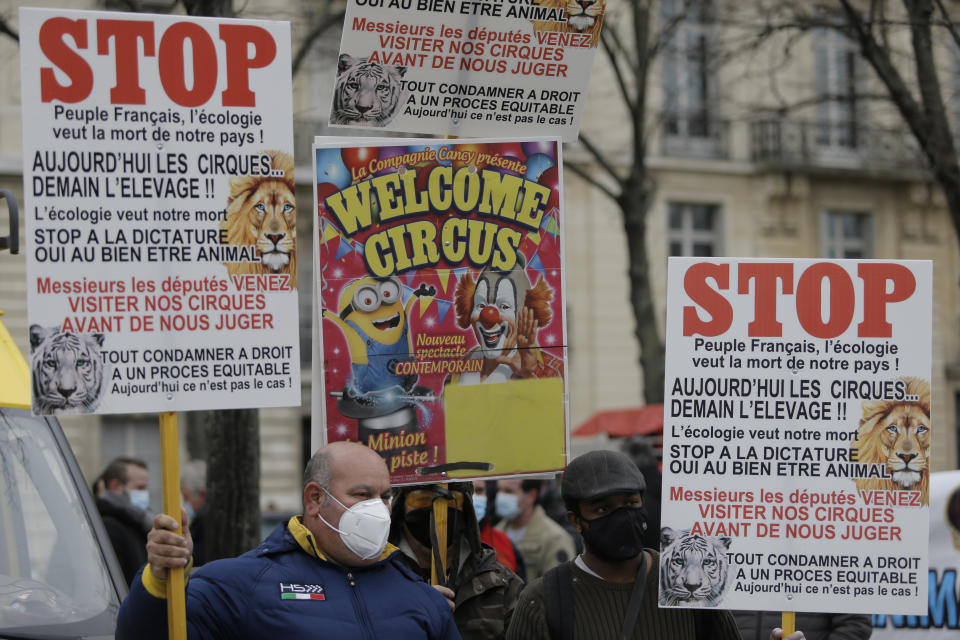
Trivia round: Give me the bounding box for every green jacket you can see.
[398,545,525,640]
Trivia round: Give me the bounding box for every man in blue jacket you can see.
[116,441,461,639]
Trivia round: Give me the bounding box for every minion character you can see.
[323,276,435,435]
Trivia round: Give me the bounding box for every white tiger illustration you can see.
[331,54,407,127]
[659,527,731,607]
[30,325,107,415]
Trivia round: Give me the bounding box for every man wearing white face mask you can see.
[115,442,461,640]
[495,479,576,581]
[95,456,153,585]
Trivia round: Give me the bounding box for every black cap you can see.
[562,450,646,502]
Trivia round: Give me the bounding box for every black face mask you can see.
[579,506,648,562]
[404,507,463,549]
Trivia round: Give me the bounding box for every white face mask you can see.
[496,492,521,520]
[473,494,487,522]
[128,489,150,512]
[317,488,391,560]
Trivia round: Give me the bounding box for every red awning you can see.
[573,405,664,438]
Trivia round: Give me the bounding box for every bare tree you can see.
[760,0,960,243]
[566,1,683,404]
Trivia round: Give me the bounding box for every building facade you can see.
[0,0,956,518]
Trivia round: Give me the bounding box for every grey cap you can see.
[562,449,646,502]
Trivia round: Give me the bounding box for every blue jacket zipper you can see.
[346,570,376,640]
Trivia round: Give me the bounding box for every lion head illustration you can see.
[531,0,606,47]
[853,377,931,505]
[221,150,297,288]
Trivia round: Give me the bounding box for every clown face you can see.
[470,271,521,359]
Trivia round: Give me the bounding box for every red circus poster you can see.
[313,138,568,484]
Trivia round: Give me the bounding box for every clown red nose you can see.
[479,306,500,328]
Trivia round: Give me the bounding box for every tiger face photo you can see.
[853,377,931,505]
[30,325,107,415]
[331,54,407,127]
[659,527,731,607]
[221,150,297,288]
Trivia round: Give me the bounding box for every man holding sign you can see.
[116,442,460,639]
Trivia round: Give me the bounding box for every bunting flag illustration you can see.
[335,236,353,261]
[418,295,433,318]
[527,251,546,278]
[322,220,341,244]
[435,298,452,324]
[437,269,452,294]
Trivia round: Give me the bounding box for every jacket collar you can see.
[257,515,399,564]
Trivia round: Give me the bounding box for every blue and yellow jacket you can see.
[116,516,462,640]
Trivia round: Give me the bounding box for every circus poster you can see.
[313,138,568,484]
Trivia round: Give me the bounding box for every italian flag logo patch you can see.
[279,582,325,600]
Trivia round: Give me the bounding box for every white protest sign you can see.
[329,0,605,141]
[20,8,299,415]
[660,258,931,615]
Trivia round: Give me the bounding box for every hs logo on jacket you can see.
[279,583,326,600]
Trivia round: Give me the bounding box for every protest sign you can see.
[872,470,960,637]
[20,8,299,414]
[660,258,931,615]
[328,0,605,141]
[314,137,568,484]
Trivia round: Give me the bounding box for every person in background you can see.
[619,437,663,549]
[116,441,460,640]
[180,459,207,566]
[473,480,526,580]
[734,611,870,640]
[506,450,743,640]
[390,482,524,639]
[95,456,152,585]
[536,477,583,554]
[495,479,575,581]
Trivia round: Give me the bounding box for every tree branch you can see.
[600,28,637,115]
[578,132,625,191]
[292,5,346,75]
[904,0,959,167]
[836,0,928,146]
[631,3,651,163]
[0,15,18,42]
[933,0,960,51]
[565,161,619,203]
[601,12,637,71]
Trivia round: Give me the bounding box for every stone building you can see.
[0,0,956,519]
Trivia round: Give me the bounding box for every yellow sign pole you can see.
[430,483,449,585]
[431,132,458,588]
[781,611,795,637]
[159,411,186,640]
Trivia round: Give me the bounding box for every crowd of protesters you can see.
[98,438,869,640]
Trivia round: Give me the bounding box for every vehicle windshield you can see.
[0,408,120,637]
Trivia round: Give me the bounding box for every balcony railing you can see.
[660,111,729,160]
[749,118,926,175]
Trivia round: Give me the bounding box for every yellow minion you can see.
[323,276,434,399]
